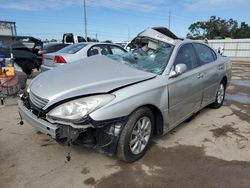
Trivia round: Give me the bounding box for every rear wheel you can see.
[210,81,226,108]
[117,107,154,162]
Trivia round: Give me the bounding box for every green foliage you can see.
[43,39,50,43]
[187,16,250,39]
[103,40,113,43]
[87,37,99,42]
[50,39,57,42]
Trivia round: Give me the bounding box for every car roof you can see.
[76,42,123,46]
[174,39,210,46]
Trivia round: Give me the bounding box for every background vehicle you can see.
[38,43,69,56]
[19,27,231,162]
[116,42,136,51]
[41,42,127,71]
[38,43,69,62]
[0,35,43,75]
[63,33,86,44]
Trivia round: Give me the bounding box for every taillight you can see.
[54,56,67,64]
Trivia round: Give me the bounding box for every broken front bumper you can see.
[18,99,128,155]
[18,100,60,139]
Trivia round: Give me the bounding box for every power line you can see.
[0,10,196,26]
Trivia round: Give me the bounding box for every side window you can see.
[109,45,127,56]
[87,45,111,57]
[65,36,74,43]
[173,44,198,71]
[77,36,86,42]
[193,43,216,65]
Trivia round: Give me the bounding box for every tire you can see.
[117,107,154,162]
[210,81,226,108]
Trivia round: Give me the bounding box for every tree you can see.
[43,39,50,43]
[187,16,250,39]
[103,40,113,43]
[235,22,250,38]
[87,37,99,42]
[187,21,207,39]
[50,39,57,42]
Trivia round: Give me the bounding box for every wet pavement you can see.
[225,61,250,123]
[0,61,250,188]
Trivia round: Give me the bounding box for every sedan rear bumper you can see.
[40,65,54,72]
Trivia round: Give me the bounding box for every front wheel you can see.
[117,107,154,162]
[210,81,226,108]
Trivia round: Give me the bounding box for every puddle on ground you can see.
[96,145,250,188]
[210,124,247,139]
[225,92,250,104]
[84,177,96,185]
[231,80,250,87]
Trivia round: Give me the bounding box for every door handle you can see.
[218,65,224,70]
[197,73,204,79]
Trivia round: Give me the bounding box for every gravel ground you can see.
[0,61,249,188]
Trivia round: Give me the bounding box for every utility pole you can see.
[128,26,130,41]
[83,0,88,41]
[168,10,171,30]
[96,33,98,41]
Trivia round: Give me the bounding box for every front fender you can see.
[89,76,169,123]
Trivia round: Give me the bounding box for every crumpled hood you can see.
[30,55,156,108]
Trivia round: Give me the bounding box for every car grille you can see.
[29,91,49,109]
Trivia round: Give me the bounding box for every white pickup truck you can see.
[63,33,86,44]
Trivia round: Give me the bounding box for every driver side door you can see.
[168,43,203,128]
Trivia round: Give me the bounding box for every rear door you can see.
[193,43,221,107]
[168,43,203,128]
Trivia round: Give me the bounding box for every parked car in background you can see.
[38,43,69,56]
[19,27,231,162]
[63,33,86,44]
[115,42,129,48]
[0,35,43,75]
[38,43,69,62]
[116,42,136,51]
[41,42,127,71]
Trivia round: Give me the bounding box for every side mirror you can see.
[169,64,187,78]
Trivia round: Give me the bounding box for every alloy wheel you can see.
[217,83,225,104]
[129,116,152,155]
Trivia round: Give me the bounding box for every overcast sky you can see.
[0,0,250,42]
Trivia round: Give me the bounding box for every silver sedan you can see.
[41,42,127,71]
[18,27,231,162]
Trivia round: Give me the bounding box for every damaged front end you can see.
[18,93,127,159]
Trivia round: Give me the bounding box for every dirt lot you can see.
[0,61,249,188]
